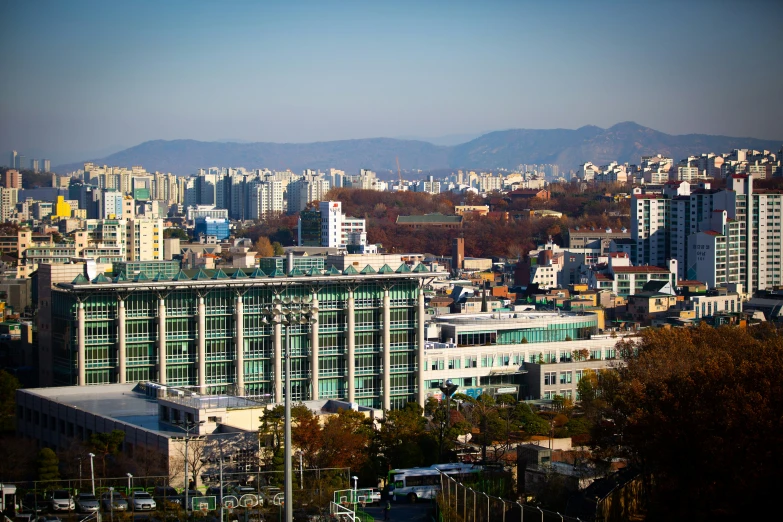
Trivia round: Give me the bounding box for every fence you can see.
[438,471,585,522]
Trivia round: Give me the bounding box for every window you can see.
[544,372,557,386]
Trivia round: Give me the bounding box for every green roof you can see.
[343,265,359,275]
[232,269,248,279]
[396,263,412,273]
[327,266,342,275]
[413,263,429,273]
[153,272,169,281]
[133,272,150,282]
[212,268,229,279]
[360,264,376,274]
[249,267,267,278]
[289,267,305,277]
[72,273,90,284]
[92,273,112,283]
[396,213,463,224]
[193,268,211,280]
[305,267,321,276]
[172,270,190,281]
[268,268,286,278]
[378,264,394,274]
[114,273,128,283]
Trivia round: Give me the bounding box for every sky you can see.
[1,0,782,165]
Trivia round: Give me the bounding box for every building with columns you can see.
[44,265,439,411]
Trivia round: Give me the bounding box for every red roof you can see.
[612,266,671,273]
[678,280,705,286]
[702,230,721,236]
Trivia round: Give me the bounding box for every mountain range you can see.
[55,122,782,176]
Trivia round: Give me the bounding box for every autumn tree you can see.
[590,324,783,521]
[317,408,372,471]
[292,404,322,468]
[253,236,274,257]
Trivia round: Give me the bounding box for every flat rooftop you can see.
[21,383,187,437]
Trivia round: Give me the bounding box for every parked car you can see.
[36,516,62,522]
[75,493,100,513]
[153,486,181,507]
[227,484,255,497]
[100,491,128,512]
[21,493,46,514]
[129,492,157,511]
[366,488,382,504]
[48,490,74,512]
[258,487,281,507]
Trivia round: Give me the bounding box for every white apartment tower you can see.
[318,201,366,248]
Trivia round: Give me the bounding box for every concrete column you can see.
[346,289,355,402]
[198,296,206,392]
[417,287,426,408]
[158,297,167,384]
[77,301,86,386]
[117,298,126,384]
[274,301,282,403]
[383,289,391,411]
[235,294,244,395]
[310,293,319,400]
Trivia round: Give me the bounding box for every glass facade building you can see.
[50,266,434,410]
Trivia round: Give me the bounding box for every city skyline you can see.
[1,0,782,165]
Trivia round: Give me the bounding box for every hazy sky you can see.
[1,0,782,164]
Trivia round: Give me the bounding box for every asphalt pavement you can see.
[361,499,435,522]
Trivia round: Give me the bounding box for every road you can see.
[361,499,435,522]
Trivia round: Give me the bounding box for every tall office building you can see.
[43,268,435,411]
[9,151,17,169]
[317,201,366,248]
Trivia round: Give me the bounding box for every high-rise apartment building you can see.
[42,159,51,172]
[631,175,782,293]
[287,174,330,212]
[126,218,164,261]
[9,150,17,169]
[4,169,22,189]
[30,159,39,172]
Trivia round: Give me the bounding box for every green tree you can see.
[164,227,189,240]
[37,447,60,482]
[271,241,284,256]
[379,402,427,469]
[0,370,20,432]
[259,405,285,453]
[88,429,125,477]
[591,324,783,520]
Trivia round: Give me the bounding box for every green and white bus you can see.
[388,463,482,502]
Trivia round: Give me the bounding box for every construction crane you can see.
[396,156,403,186]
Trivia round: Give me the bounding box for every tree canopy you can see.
[590,324,783,520]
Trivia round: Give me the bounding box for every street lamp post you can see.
[297,451,303,490]
[126,473,133,494]
[109,487,114,522]
[88,453,96,495]
[262,296,317,522]
[438,379,459,462]
[352,476,358,510]
[174,419,205,516]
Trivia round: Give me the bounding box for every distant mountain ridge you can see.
[55,122,782,175]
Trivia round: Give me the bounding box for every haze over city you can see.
[1,0,782,165]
